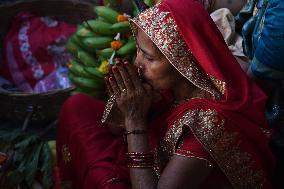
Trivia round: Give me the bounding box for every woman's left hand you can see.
[106,59,153,127]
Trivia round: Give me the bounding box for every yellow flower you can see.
[67,62,72,68]
[117,15,129,22]
[111,40,123,50]
[98,61,109,75]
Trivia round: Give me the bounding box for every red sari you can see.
[57,0,275,188]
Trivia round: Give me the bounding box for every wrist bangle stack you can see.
[126,152,154,168]
[124,129,148,135]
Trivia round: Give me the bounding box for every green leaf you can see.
[15,135,38,149]
[0,130,21,142]
[40,142,54,189]
[6,170,25,186]
[24,142,44,187]
[13,151,24,163]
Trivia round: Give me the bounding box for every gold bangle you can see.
[126,152,152,155]
[128,164,154,168]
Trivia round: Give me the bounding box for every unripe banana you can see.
[76,27,98,38]
[97,48,114,58]
[96,16,108,23]
[69,60,92,78]
[69,73,104,89]
[117,38,136,56]
[65,38,82,56]
[84,67,105,79]
[70,34,84,47]
[83,20,114,35]
[94,6,119,24]
[110,21,130,34]
[77,50,99,67]
[81,36,113,50]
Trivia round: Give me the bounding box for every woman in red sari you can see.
[56,0,276,188]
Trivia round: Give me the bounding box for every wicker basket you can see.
[0,0,96,123]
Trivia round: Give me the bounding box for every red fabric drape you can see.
[57,94,131,189]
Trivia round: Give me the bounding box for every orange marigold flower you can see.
[117,15,129,22]
[111,40,123,50]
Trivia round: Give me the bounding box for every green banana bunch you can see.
[84,67,104,79]
[69,72,104,90]
[76,50,99,67]
[110,21,130,34]
[70,34,84,47]
[65,38,82,56]
[83,20,114,35]
[65,5,139,99]
[81,36,113,50]
[117,37,136,56]
[76,26,98,38]
[95,6,119,24]
[69,60,93,78]
[96,48,114,59]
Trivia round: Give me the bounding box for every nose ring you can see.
[138,66,142,77]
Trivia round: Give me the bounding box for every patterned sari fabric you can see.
[57,0,276,188]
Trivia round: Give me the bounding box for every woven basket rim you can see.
[0,86,75,97]
[0,0,93,8]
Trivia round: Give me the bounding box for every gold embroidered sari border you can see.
[183,109,266,189]
[156,108,266,188]
[173,152,215,168]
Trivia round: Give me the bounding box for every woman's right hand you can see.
[104,105,125,135]
[105,59,153,129]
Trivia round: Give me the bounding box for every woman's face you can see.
[134,28,181,90]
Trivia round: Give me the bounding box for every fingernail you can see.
[114,58,121,64]
[123,61,129,66]
[112,66,118,71]
[116,61,122,66]
[104,76,109,80]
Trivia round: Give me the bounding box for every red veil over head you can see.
[130,0,275,188]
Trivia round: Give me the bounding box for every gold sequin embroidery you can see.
[155,109,266,188]
[209,75,226,95]
[62,144,71,164]
[101,94,116,123]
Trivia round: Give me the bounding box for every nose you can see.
[134,50,144,68]
[134,52,145,77]
[134,49,143,67]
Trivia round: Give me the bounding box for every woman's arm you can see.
[125,119,213,189]
[211,0,247,15]
[125,119,157,189]
[158,155,213,189]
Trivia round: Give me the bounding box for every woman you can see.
[56,0,275,188]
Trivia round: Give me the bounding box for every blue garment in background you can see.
[250,0,284,79]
